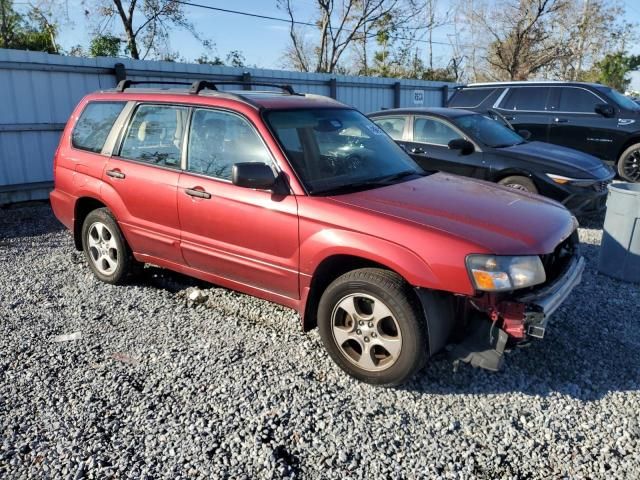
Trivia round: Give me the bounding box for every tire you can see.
[498,175,538,193]
[617,144,640,182]
[317,268,428,386]
[81,208,134,285]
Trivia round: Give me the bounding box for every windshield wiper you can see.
[312,170,421,195]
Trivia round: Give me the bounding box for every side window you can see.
[413,117,459,145]
[119,104,188,167]
[187,109,272,180]
[372,117,406,140]
[72,102,126,153]
[448,88,498,108]
[500,87,549,111]
[558,87,600,113]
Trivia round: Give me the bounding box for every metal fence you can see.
[0,48,454,204]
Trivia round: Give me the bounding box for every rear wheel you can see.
[498,175,538,193]
[81,208,134,285]
[618,144,640,182]
[317,268,428,386]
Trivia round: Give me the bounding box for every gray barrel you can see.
[598,183,640,282]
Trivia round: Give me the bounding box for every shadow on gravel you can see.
[0,202,65,240]
[132,265,210,293]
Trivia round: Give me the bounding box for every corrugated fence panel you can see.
[0,48,456,203]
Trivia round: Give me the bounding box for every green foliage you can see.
[89,35,121,57]
[0,0,58,53]
[195,51,246,67]
[591,52,640,91]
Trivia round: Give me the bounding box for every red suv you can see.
[50,80,585,385]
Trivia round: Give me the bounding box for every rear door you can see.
[547,86,618,158]
[404,115,487,178]
[496,86,552,141]
[177,107,299,299]
[102,103,187,264]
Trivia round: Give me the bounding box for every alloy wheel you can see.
[87,222,119,275]
[331,293,402,372]
[622,149,640,182]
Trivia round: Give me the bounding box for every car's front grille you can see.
[593,180,611,193]
[539,231,579,285]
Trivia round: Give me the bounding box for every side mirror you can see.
[448,138,475,155]
[232,162,277,190]
[518,129,532,140]
[595,103,615,118]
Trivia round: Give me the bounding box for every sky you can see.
[18,0,640,81]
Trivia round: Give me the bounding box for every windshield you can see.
[453,113,524,148]
[602,87,640,111]
[266,108,423,194]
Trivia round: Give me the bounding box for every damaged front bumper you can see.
[450,253,585,371]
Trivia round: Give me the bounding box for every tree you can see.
[278,0,408,73]
[90,0,210,60]
[89,34,121,57]
[591,52,640,91]
[0,0,58,53]
[482,0,570,80]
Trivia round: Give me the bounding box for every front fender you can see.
[300,227,441,290]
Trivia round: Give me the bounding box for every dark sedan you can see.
[368,107,615,216]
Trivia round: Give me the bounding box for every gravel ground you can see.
[1,203,639,479]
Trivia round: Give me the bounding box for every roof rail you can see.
[115,79,192,92]
[189,80,296,95]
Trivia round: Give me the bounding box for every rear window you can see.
[72,102,126,153]
[448,88,500,108]
[500,87,549,111]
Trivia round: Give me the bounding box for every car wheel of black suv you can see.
[82,208,135,285]
[498,175,538,194]
[317,268,428,386]
[618,144,640,182]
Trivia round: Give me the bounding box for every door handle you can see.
[106,169,125,179]
[185,187,211,199]
[504,115,515,121]
[554,118,569,123]
[410,147,425,154]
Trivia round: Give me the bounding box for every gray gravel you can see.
[1,203,639,479]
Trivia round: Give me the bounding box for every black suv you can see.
[448,81,640,182]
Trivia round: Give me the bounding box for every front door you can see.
[546,86,618,159]
[177,107,299,299]
[405,115,488,178]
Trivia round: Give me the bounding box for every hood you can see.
[498,141,612,178]
[330,173,577,255]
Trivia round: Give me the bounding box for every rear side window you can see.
[500,87,549,111]
[119,104,189,168]
[72,102,125,153]
[448,88,498,108]
[372,117,406,140]
[558,87,600,113]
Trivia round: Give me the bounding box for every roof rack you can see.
[189,80,296,95]
[116,79,193,92]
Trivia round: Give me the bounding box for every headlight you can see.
[546,173,595,187]
[466,255,546,291]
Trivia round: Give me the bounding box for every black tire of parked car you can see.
[498,175,538,194]
[617,143,640,183]
[317,268,428,386]
[81,208,135,285]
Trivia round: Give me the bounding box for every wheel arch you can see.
[616,135,640,163]
[73,196,107,250]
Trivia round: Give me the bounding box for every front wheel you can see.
[498,175,538,193]
[317,268,428,386]
[618,144,640,182]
